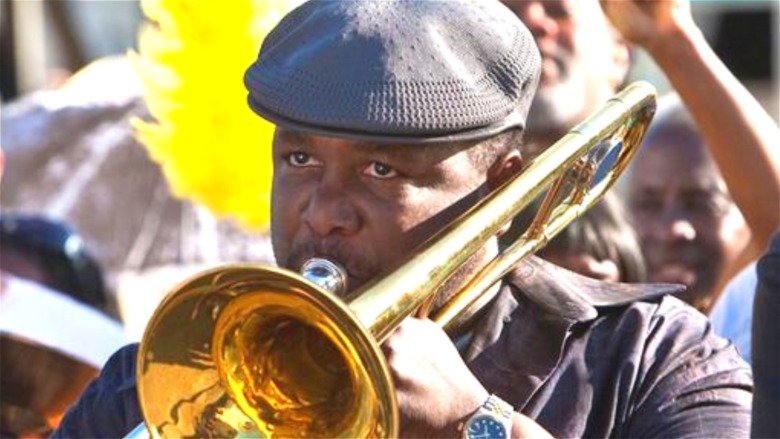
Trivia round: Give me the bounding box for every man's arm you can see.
[601,0,780,297]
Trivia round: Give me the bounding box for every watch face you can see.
[465,414,508,439]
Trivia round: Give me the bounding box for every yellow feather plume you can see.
[131,0,301,230]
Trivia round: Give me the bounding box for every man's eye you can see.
[544,3,570,20]
[364,161,398,179]
[686,195,732,217]
[631,197,662,214]
[287,151,317,167]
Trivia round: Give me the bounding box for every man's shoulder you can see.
[588,290,746,374]
[586,293,733,359]
[508,257,749,380]
[500,262,752,438]
[594,295,751,434]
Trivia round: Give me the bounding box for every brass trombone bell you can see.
[132,81,657,438]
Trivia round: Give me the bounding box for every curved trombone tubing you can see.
[433,81,656,327]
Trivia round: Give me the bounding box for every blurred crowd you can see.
[1,0,778,437]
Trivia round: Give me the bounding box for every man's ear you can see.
[484,150,523,237]
[486,150,523,192]
[609,35,631,90]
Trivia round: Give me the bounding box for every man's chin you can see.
[677,285,716,313]
[650,265,697,287]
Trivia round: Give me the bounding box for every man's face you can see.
[502,0,628,138]
[628,131,749,310]
[270,129,492,296]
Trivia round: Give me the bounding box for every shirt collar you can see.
[462,255,685,410]
[507,256,683,321]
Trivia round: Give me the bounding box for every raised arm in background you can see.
[602,0,780,298]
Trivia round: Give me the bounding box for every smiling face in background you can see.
[628,128,750,311]
[502,0,629,148]
[270,129,500,297]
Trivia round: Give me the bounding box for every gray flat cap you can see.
[245,0,541,144]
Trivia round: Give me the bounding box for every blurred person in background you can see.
[0,151,127,438]
[502,0,632,161]
[704,229,780,435]
[706,232,780,438]
[1,213,107,309]
[499,0,642,280]
[752,229,780,438]
[622,95,779,315]
[505,0,780,313]
[0,147,108,311]
[605,0,780,314]
[709,261,756,363]
[1,55,276,338]
[625,95,776,313]
[513,193,646,283]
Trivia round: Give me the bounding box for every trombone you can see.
[127,81,657,438]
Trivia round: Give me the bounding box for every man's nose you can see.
[302,182,361,237]
[669,219,697,241]
[515,2,559,41]
[658,211,697,243]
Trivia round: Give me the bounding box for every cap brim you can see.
[248,96,525,145]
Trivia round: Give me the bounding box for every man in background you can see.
[505,0,780,313]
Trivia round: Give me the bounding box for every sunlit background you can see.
[0,1,777,436]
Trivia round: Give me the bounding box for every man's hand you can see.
[599,0,696,54]
[383,318,488,438]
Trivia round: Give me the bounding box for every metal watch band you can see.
[460,394,515,439]
[483,394,513,423]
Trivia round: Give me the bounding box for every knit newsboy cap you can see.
[245,0,541,144]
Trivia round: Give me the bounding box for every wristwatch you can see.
[461,394,514,439]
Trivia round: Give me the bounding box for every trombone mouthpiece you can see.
[301,258,348,296]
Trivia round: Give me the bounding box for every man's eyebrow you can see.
[363,139,472,156]
[360,143,460,164]
[278,130,310,146]
[281,130,417,154]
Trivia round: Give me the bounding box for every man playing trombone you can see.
[54,0,751,438]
